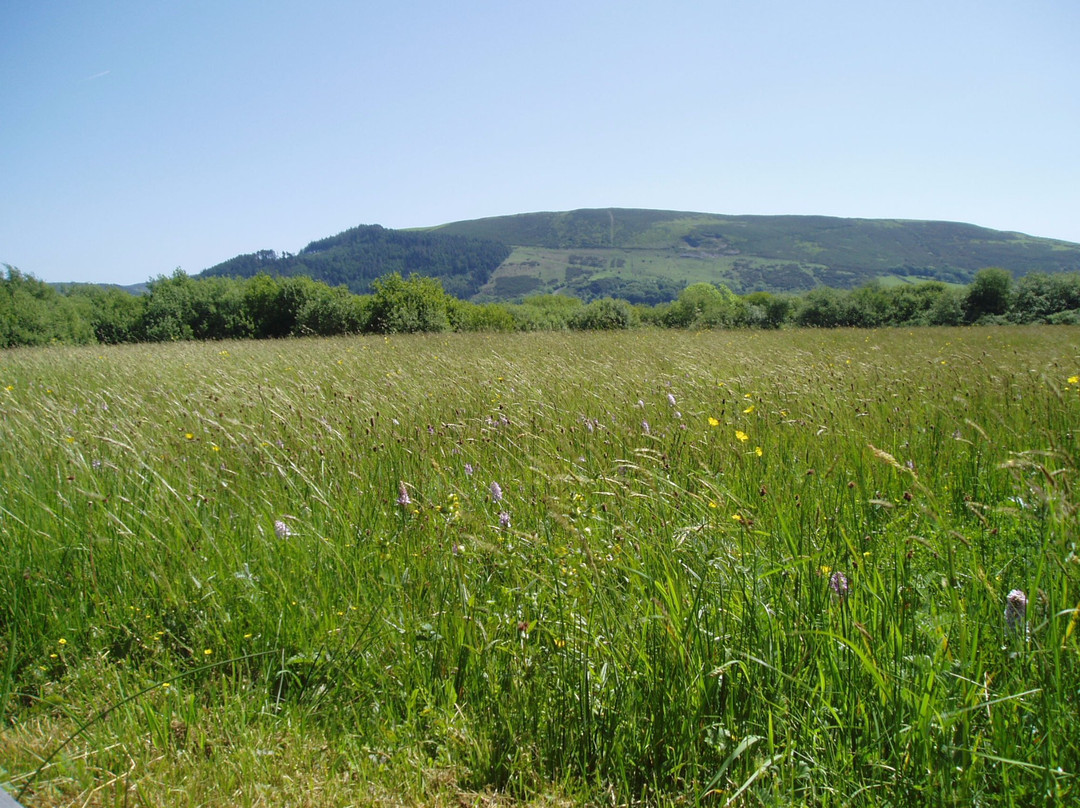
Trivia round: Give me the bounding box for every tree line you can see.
[200,224,512,300]
[3,265,1080,349]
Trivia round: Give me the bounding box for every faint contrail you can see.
[81,70,111,82]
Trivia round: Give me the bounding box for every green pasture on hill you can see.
[2,327,1079,806]
[484,247,826,299]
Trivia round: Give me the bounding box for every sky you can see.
[2,0,1078,286]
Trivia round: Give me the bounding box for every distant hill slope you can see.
[199,224,511,299]
[197,209,1080,303]
[429,209,1080,301]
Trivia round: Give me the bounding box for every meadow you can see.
[1,326,1078,806]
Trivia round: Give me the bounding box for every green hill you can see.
[199,209,1080,303]
[430,209,1080,301]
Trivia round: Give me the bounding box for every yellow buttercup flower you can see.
[1069,375,1079,385]
[708,417,720,427]
[735,430,749,442]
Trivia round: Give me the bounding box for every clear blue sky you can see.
[2,0,1078,286]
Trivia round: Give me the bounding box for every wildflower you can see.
[490,481,503,503]
[274,520,291,539]
[397,482,411,507]
[667,393,677,408]
[464,462,474,476]
[499,511,511,529]
[58,638,67,646]
[743,404,755,414]
[1005,589,1028,635]
[642,420,650,435]
[1069,375,1079,385]
[708,417,720,427]
[735,430,749,442]
[754,446,763,457]
[829,571,850,599]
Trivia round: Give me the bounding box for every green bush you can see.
[0,267,96,347]
[367,272,451,334]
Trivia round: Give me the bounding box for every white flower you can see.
[1005,589,1028,637]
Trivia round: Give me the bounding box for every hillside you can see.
[431,209,1080,301]
[198,209,1080,303]
[199,224,511,299]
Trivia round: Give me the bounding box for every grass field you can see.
[2,327,1079,806]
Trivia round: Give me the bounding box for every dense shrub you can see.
[0,267,95,347]
[367,272,451,334]
[662,282,745,328]
[568,297,636,330]
[448,299,517,332]
[964,267,1012,322]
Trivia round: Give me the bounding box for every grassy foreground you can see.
[1,327,1079,806]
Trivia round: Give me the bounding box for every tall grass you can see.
[1,327,1078,806]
